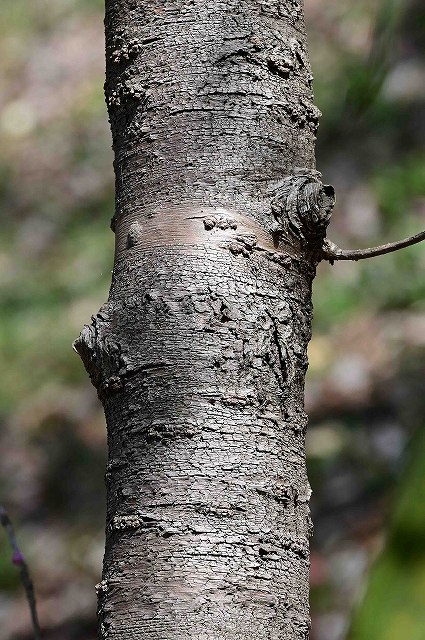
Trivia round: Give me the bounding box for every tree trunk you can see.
[74,1,334,638]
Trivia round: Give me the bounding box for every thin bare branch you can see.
[0,506,42,640]
[322,230,425,263]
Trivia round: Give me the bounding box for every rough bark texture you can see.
[75,1,334,638]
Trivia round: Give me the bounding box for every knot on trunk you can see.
[270,169,335,255]
[73,313,128,401]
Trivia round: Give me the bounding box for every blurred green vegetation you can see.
[308,1,425,638]
[348,429,425,639]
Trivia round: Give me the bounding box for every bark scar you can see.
[73,313,128,401]
[270,168,335,255]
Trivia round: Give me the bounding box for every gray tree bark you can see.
[74,1,334,638]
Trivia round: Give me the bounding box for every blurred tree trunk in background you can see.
[75,1,334,638]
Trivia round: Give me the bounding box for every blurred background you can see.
[0,0,424,638]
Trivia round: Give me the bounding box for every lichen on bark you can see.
[75,1,333,638]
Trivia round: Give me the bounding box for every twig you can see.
[0,505,42,640]
[322,229,425,263]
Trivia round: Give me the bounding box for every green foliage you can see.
[373,154,425,228]
[391,431,425,553]
[349,431,425,639]
[0,218,113,410]
[0,540,20,592]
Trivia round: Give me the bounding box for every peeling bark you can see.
[75,1,334,638]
